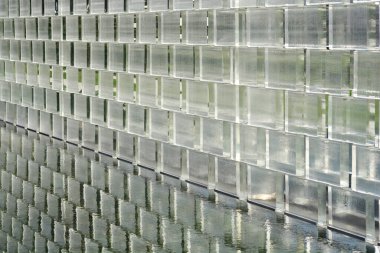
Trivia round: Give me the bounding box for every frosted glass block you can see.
[46,89,59,113]
[330,188,366,236]
[307,0,346,5]
[15,62,26,84]
[31,0,43,16]
[10,40,21,61]
[99,71,114,99]
[161,77,181,111]
[5,62,15,82]
[213,10,237,46]
[266,48,304,90]
[4,19,14,39]
[216,158,238,195]
[285,7,327,48]
[286,92,325,136]
[14,19,26,39]
[186,80,210,116]
[117,14,135,43]
[173,46,197,78]
[160,12,180,44]
[161,143,182,176]
[32,41,44,63]
[173,0,193,10]
[248,87,284,130]
[269,130,305,175]
[215,84,237,121]
[90,97,106,125]
[149,0,167,11]
[117,132,134,161]
[235,47,265,86]
[45,41,59,65]
[355,146,380,196]
[200,0,224,8]
[149,108,169,141]
[66,118,81,144]
[117,73,135,103]
[59,0,71,15]
[73,0,87,14]
[128,104,145,135]
[20,0,31,16]
[0,0,8,17]
[238,125,266,166]
[65,16,79,41]
[149,45,169,76]
[354,51,380,98]
[128,44,146,74]
[266,0,303,6]
[174,113,197,148]
[37,17,49,40]
[329,96,375,145]
[26,63,38,85]
[81,69,96,95]
[25,18,37,40]
[109,0,126,13]
[99,15,115,42]
[330,5,379,49]
[60,41,72,66]
[138,137,157,169]
[90,43,106,70]
[0,41,9,60]
[246,9,284,46]
[9,0,20,17]
[138,13,157,43]
[288,177,318,221]
[74,94,88,120]
[128,0,145,12]
[187,150,209,185]
[65,67,79,92]
[138,75,157,107]
[90,0,106,13]
[74,42,88,68]
[184,11,208,45]
[99,127,114,155]
[248,165,276,207]
[200,46,232,83]
[308,137,350,186]
[306,49,351,95]
[82,15,96,42]
[108,43,125,71]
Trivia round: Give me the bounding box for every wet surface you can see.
[0,122,371,252]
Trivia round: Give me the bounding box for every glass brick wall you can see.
[0,0,379,244]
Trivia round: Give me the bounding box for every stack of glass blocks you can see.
[0,0,380,246]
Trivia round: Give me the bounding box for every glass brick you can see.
[90,0,105,13]
[138,13,157,43]
[138,75,157,107]
[99,15,115,42]
[216,158,238,195]
[74,42,88,68]
[82,15,96,42]
[238,125,266,166]
[200,46,232,83]
[65,16,79,41]
[90,97,106,125]
[160,12,180,44]
[117,73,135,103]
[354,51,380,98]
[149,108,169,141]
[90,43,106,70]
[109,0,125,13]
[184,11,208,45]
[108,100,124,130]
[173,0,193,10]
[235,47,265,86]
[128,0,145,12]
[73,0,87,14]
[174,113,198,148]
[128,104,145,135]
[118,14,135,43]
[188,150,210,185]
[248,165,277,208]
[215,83,238,121]
[161,77,181,111]
[186,80,210,116]
[128,44,146,74]
[99,71,115,99]
[108,43,125,71]
[149,45,169,76]
[288,177,318,221]
[213,10,237,46]
[173,45,197,78]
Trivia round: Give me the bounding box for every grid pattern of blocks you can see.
[1,0,380,245]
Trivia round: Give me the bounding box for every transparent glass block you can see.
[59,0,71,15]
[44,0,56,16]
[288,177,318,221]
[10,40,21,61]
[98,127,114,155]
[329,96,375,145]
[285,7,327,48]
[128,104,145,135]
[65,67,79,93]
[216,158,238,195]
[117,73,135,103]
[45,41,59,65]
[330,188,366,237]
[90,97,106,125]
[239,125,266,166]
[99,15,115,42]
[286,92,325,136]
[117,14,135,43]
[173,0,193,10]
[14,19,26,40]
[74,42,88,68]
[266,48,304,90]
[247,8,283,47]
[128,0,145,12]
[81,69,96,96]
[235,47,265,86]
[199,0,225,8]
[15,62,27,84]
[60,41,72,66]
[25,18,37,40]
[109,0,126,13]
[160,12,180,44]
[266,0,303,6]
[82,15,96,42]
[308,137,350,186]
[188,150,210,185]
[138,13,157,43]
[148,0,167,10]
[128,44,146,74]
[213,10,237,46]
[248,87,284,130]
[330,5,379,49]
[26,63,38,86]
[184,11,208,45]
[0,40,9,60]
[306,49,351,95]
[138,137,157,169]
[173,46,198,79]
[5,61,15,82]
[90,43,106,70]
[46,89,59,113]
[73,0,87,14]
[31,0,43,16]
[354,51,380,98]
[248,165,277,208]
[65,16,79,41]
[90,0,105,13]
[149,45,169,76]
[32,41,44,63]
[74,93,88,120]
[161,77,181,111]
[268,130,305,175]
[3,19,14,39]
[99,71,114,99]
[201,118,223,155]
[107,100,124,130]
[161,143,182,176]
[61,91,73,117]
[52,66,63,90]
[108,43,125,71]
[215,84,237,121]
[200,46,232,83]
[138,75,157,107]
[174,113,197,148]
[117,132,134,161]
[186,80,210,116]
[20,0,31,16]
[149,108,169,141]
[355,146,380,196]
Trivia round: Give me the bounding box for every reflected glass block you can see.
[216,158,238,195]
[330,5,379,49]
[266,48,304,90]
[288,177,318,221]
[248,165,277,208]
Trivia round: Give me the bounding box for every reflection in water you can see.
[0,123,369,252]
